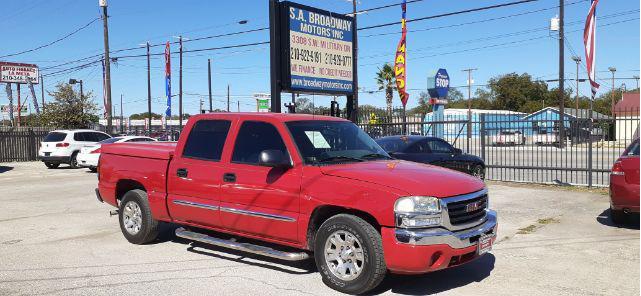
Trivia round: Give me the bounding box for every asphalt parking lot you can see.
[0,162,638,296]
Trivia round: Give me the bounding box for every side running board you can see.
[175,227,310,261]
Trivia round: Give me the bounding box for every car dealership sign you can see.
[281,2,354,94]
[427,68,449,99]
[0,62,39,84]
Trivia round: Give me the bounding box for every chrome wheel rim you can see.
[122,201,142,235]
[324,230,365,281]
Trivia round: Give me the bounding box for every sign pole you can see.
[269,0,282,113]
[17,84,21,127]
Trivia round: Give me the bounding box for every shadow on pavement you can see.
[372,254,496,295]
[0,166,14,173]
[596,209,640,230]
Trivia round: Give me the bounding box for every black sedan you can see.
[375,136,485,179]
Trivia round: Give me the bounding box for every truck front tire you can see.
[118,189,159,244]
[314,214,387,295]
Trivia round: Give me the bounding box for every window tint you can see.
[182,120,231,161]
[43,132,67,142]
[126,137,154,142]
[627,140,640,156]
[377,138,413,153]
[99,137,123,144]
[427,139,453,153]
[232,121,288,165]
[406,140,429,153]
[93,133,111,142]
[73,132,86,141]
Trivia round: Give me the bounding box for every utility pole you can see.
[120,94,123,133]
[462,68,477,153]
[633,75,640,90]
[609,67,616,116]
[572,56,581,111]
[227,84,230,112]
[558,0,565,148]
[40,74,44,112]
[179,35,183,129]
[100,0,113,134]
[199,98,203,114]
[208,59,213,112]
[147,42,152,136]
[347,0,358,122]
[237,100,240,112]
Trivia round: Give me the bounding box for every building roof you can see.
[614,93,640,116]
[523,107,611,120]
[441,109,526,115]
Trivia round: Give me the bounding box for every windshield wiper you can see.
[317,156,364,163]
[360,153,392,160]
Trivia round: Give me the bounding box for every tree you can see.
[39,83,99,128]
[446,88,465,102]
[130,112,163,120]
[486,73,550,112]
[375,63,396,115]
[407,92,431,117]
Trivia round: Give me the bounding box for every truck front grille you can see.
[446,193,488,226]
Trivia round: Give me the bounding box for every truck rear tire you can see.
[314,214,386,295]
[118,189,159,244]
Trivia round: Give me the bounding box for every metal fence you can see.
[358,108,640,187]
[0,127,54,162]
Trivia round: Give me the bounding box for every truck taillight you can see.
[611,161,625,176]
[56,142,69,147]
[90,148,101,154]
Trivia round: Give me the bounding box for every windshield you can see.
[98,137,123,144]
[286,120,390,165]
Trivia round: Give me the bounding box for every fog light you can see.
[401,216,441,228]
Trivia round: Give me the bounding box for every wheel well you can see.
[115,179,146,202]
[306,205,381,250]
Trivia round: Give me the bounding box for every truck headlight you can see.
[394,196,442,228]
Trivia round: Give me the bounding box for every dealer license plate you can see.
[477,234,493,255]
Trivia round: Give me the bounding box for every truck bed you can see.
[101,142,176,159]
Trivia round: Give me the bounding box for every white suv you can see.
[38,130,111,169]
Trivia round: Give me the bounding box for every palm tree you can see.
[375,63,396,116]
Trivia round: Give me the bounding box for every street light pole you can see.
[609,67,616,116]
[571,56,581,111]
[558,0,565,148]
[147,42,152,136]
[179,36,183,129]
[462,68,477,153]
[208,59,213,112]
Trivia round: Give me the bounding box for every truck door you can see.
[219,120,301,242]
[166,119,232,227]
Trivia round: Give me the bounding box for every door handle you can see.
[176,168,188,178]
[223,173,236,183]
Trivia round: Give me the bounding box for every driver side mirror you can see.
[259,150,292,168]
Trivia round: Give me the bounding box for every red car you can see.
[96,113,497,294]
[610,138,640,224]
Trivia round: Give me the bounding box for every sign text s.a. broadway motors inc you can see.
[284,2,354,94]
[0,62,39,84]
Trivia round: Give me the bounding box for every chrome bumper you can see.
[395,210,497,249]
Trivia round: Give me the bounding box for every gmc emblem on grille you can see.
[465,201,483,212]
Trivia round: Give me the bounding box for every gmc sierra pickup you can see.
[96,112,497,294]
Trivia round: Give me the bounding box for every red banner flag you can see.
[395,0,409,107]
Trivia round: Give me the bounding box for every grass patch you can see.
[517,217,561,234]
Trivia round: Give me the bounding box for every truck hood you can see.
[319,160,485,198]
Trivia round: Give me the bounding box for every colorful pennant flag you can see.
[394,0,409,107]
[164,42,172,128]
[583,0,600,98]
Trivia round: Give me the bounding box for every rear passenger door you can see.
[166,120,232,227]
[219,120,301,243]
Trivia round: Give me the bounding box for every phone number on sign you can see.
[291,48,352,67]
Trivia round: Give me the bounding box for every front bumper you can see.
[77,153,99,168]
[382,210,497,274]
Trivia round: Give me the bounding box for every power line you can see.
[0,17,101,59]
[359,0,540,31]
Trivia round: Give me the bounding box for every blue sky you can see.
[0,0,638,116]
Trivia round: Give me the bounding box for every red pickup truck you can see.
[96,113,497,294]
